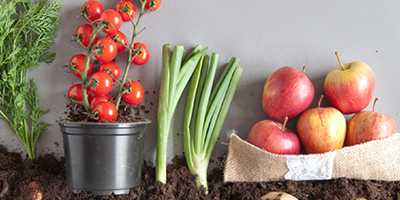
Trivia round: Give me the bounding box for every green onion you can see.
[183,54,243,191]
[156,44,210,183]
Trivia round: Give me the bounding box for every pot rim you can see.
[58,119,151,128]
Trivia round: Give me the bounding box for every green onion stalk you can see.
[156,44,210,183]
[183,54,243,191]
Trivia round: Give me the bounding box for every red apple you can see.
[324,52,375,114]
[297,95,346,154]
[247,117,301,155]
[262,66,315,121]
[347,98,397,146]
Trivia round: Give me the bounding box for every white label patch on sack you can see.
[285,152,336,181]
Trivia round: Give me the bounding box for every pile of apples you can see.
[247,52,397,155]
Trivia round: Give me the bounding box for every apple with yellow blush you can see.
[347,98,397,146]
[324,52,375,114]
[297,95,347,154]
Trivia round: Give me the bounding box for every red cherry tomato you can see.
[115,0,136,22]
[89,94,112,110]
[68,83,88,105]
[131,43,150,65]
[98,62,121,81]
[145,0,161,11]
[69,54,92,78]
[93,37,118,63]
[108,31,128,52]
[75,24,97,48]
[100,9,122,35]
[93,102,118,122]
[88,71,114,96]
[122,80,144,105]
[82,0,104,22]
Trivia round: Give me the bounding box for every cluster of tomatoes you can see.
[67,0,161,122]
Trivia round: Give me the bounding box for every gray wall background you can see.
[1,0,400,168]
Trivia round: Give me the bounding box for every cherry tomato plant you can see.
[66,0,161,122]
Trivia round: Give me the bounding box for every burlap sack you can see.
[224,133,400,182]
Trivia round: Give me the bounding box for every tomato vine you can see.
[66,0,160,122]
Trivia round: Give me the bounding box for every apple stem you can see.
[335,51,346,70]
[281,116,289,131]
[318,95,324,108]
[373,98,378,112]
[302,66,307,74]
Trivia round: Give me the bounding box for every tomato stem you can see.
[67,96,80,105]
[81,4,94,23]
[91,111,100,121]
[75,34,88,48]
[115,0,147,109]
[76,19,109,118]
[79,23,101,114]
[103,69,121,85]
[120,2,130,13]
[112,35,129,50]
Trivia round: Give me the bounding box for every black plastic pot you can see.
[58,120,151,195]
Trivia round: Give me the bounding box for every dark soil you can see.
[2,145,400,200]
[66,104,147,123]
